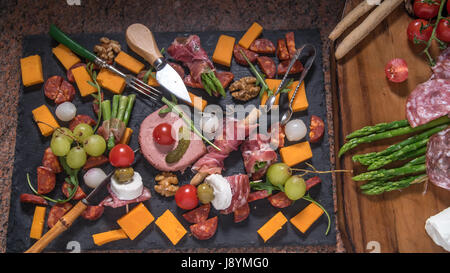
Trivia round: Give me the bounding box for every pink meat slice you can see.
[100,185,152,208]
[406,79,450,128]
[426,127,450,191]
[241,134,278,180]
[431,47,450,80]
[220,174,250,215]
[139,106,207,172]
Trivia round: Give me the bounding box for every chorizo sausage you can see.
[309,115,325,143]
[37,166,56,195]
[92,92,104,117]
[249,38,276,54]
[44,75,76,104]
[61,181,87,200]
[69,114,96,131]
[20,193,48,206]
[82,155,109,170]
[256,56,276,79]
[67,63,86,83]
[234,203,250,223]
[217,71,234,89]
[182,203,211,224]
[47,202,73,228]
[81,205,104,220]
[268,192,292,208]
[247,190,270,203]
[276,39,290,61]
[190,216,218,240]
[285,32,296,59]
[305,176,322,190]
[234,44,258,66]
[277,60,304,75]
[42,147,62,173]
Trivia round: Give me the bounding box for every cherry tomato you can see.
[407,19,433,43]
[153,123,175,145]
[413,0,441,19]
[385,58,409,83]
[448,0,450,14]
[175,185,198,210]
[109,144,135,167]
[436,17,450,43]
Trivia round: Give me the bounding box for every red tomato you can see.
[413,0,441,19]
[385,58,409,83]
[407,19,433,42]
[175,185,198,210]
[448,0,450,14]
[109,144,135,167]
[153,123,175,145]
[436,17,450,43]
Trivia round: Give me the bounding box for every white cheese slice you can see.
[366,0,381,5]
[205,174,232,211]
[425,207,450,252]
[110,171,144,201]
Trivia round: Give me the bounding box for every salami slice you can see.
[67,63,86,83]
[426,127,450,190]
[256,56,276,79]
[234,44,258,66]
[69,114,97,131]
[42,147,62,173]
[305,176,322,190]
[47,203,73,228]
[20,193,48,206]
[44,75,76,104]
[247,190,270,203]
[61,181,87,200]
[220,174,250,215]
[100,185,151,208]
[234,202,250,223]
[268,192,292,208]
[276,39,290,61]
[431,47,450,80]
[285,32,296,59]
[277,60,304,75]
[182,203,211,224]
[82,155,109,170]
[406,79,450,128]
[190,216,218,240]
[37,166,56,194]
[249,39,276,54]
[81,205,104,221]
[309,115,325,143]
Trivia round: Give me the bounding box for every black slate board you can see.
[7,29,335,252]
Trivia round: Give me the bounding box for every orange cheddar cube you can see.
[288,81,308,112]
[30,206,46,240]
[290,203,324,234]
[92,229,128,246]
[212,35,236,67]
[147,72,159,87]
[115,51,145,74]
[155,209,187,245]
[52,44,81,70]
[20,55,44,87]
[260,79,282,106]
[280,141,313,167]
[116,203,154,240]
[71,65,97,97]
[97,68,126,94]
[239,22,263,49]
[188,92,207,111]
[257,211,287,243]
[32,105,60,137]
[119,128,133,145]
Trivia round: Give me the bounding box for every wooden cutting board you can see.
[331,0,450,253]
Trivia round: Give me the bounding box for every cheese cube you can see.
[30,206,46,240]
[257,211,287,242]
[290,203,324,233]
[114,51,145,74]
[71,65,97,97]
[260,79,308,112]
[239,22,263,49]
[97,68,126,94]
[188,92,207,111]
[116,203,154,240]
[280,141,313,167]
[212,35,236,67]
[92,229,128,246]
[155,209,187,245]
[52,44,81,70]
[20,55,44,87]
[32,105,60,137]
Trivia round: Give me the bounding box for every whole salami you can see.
[190,216,218,240]
[44,75,76,104]
[220,174,250,215]
[426,127,450,190]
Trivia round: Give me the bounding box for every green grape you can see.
[52,127,74,144]
[83,134,106,156]
[66,146,87,169]
[266,163,292,186]
[50,136,71,156]
[73,123,93,143]
[197,183,214,204]
[284,176,306,201]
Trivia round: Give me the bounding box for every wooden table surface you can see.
[332,0,450,253]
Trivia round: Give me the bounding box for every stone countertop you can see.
[0,0,346,253]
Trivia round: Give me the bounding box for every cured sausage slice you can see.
[42,147,62,173]
[309,115,325,143]
[268,192,292,208]
[190,216,218,240]
[44,75,76,104]
[247,190,270,203]
[234,202,250,223]
[82,155,109,170]
[285,32,296,59]
[220,174,250,215]
[81,205,104,221]
[277,60,304,75]
[37,166,56,194]
[20,193,48,206]
[249,39,276,54]
[426,127,450,190]
[406,79,450,128]
[67,63,86,83]
[277,39,290,61]
[233,44,258,66]
[305,176,322,190]
[256,56,276,79]
[182,203,211,224]
[61,181,87,200]
[47,202,73,228]
[431,47,450,80]
[69,114,97,131]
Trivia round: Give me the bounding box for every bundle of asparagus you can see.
[339,116,450,195]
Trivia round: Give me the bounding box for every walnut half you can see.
[154,172,179,197]
[93,37,121,64]
[229,77,261,101]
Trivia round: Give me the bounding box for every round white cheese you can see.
[110,171,143,201]
[425,207,450,252]
[205,174,232,210]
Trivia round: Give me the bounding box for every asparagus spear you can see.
[111,95,120,119]
[339,116,450,157]
[404,154,426,167]
[116,95,129,121]
[346,119,410,139]
[352,163,426,181]
[201,73,214,96]
[207,71,226,98]
[122,94,136,127]
[360,174,427,195]
[101,100,111,121]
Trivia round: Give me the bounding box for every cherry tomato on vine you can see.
[175,185,198,210]
[153,123,175,145]
[385,58,409,83]
[407,19,433,43]
[413,0,441,19]
[109,144,135,167]
[436,17,450,43]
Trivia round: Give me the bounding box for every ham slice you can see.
[100,185,151,208]
[220,174,250,215]
[241,134,277,180]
